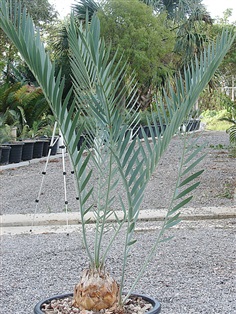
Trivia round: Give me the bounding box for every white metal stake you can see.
[59,129,69,233]
[30,122,59,231]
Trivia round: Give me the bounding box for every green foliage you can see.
[0,82,50,137]
[201,109,233,131]
[164,0,213,69]
[0,0,58,83]
[215,8,236,26]
[200,88,235,111]
[0,114,14,143]
[72,0,100,21]
[224,97,236,121]
[208,21,236,80]
[217,182,235,198]
[201,95,236,134]
[21,0,57,26]
[98,0,176,90]
[27,115,56,138]
[218,100,236,151]
[228,143,236,157]
[0,0,234,307]
[227,123,236,144]
[140,0,181,18]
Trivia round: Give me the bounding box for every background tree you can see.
[0,0,58,138]
[98,0,176,109]
[174,1,212,66]
[0,0,58,83]
[140,0,181,18]
[198,12,236,115]
[47,19,74,102]
[214,8,236,27]
[213,12,236,80]
[72,0,100,21]
[142,0,212,68]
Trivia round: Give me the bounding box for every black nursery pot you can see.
[77,134,92,150]
[7,142,24,163]
[21,141,35,161]
[132,126,149,139]
[0,145,11,165]
[33,140,45,158]
[42,139,50,156]
[34,293,161,314]
[77,135,85,150]
[48,137,59,155]
[183,119,201,132]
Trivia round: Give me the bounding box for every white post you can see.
[11,126,17,141]
[232,75,235,102]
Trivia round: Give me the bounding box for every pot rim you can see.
[34,292,161,314]
[0,145,12,148]
[4,142,25,146]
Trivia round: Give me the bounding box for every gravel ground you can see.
[1,130,236,314]
[1,219,236,314]
[0,130,235,215]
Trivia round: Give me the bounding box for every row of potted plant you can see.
[77,109,201,146]
[0,111,61,165]
[0,137,59,165]
[119,108,201,140]
[0,118,201,165]
[132,119,200,140]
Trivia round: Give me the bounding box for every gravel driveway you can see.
[1,219,236,314]
[0,130,235,215]
[1,130,236,314]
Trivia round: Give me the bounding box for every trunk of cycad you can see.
[73,268,120,312]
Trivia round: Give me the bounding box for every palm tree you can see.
[72,0,100,21]
[0,1,234,312]
[49,1,101,105]
[142,0,213,66]
[140,0,180,17]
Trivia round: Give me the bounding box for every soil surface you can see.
[0,130,235,215]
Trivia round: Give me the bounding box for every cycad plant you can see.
[0,1,235,312]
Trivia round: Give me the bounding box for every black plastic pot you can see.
[148,124,166,137]
[182,119,201,132]
[0,145,11,165]
[77,134,93,150]
[33,140,45,158]
[21,141,35,161]
[42,139,50,157]
[34,293,161,314]
[157,124,166,135]
[48,137,59,155]
[7,142,24,163]
[77,135,85,150]
[132,126,149,139]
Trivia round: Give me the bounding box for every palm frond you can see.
[227,124,236,145]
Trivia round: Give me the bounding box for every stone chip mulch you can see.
[0,131,235,215]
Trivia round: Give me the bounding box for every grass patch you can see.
[201,109,233,131]
[217,183,235,199]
